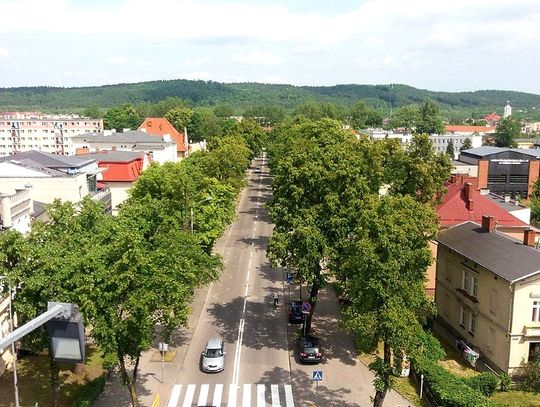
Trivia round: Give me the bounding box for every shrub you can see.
[465,372,499,396]
[520,348,540,392]
[499,372,511,392]
[72,375,107,407]
[418,331,446,362]
[413,356,494,407]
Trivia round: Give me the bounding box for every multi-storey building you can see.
[0,113,102,156]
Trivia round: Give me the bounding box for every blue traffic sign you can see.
[286,272,293,284]
[312,370,323,381]
[301,302,312,314]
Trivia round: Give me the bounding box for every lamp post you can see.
[190,196,212,233]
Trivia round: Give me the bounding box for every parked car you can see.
[201,337,225,372]
[288,300,304,323]
[295,335,322,364]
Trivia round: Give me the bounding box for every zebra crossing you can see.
[166,383,295,407]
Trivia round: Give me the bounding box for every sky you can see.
[1,0,540,93]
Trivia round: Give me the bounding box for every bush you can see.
[413,356,494,407]
[520,349,540,392]
[418,331,446,362]
[71,375,107,407]
[499,372,511,392]
[465,372,499,396]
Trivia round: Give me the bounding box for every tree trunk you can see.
[118,353,139,407]
[373,342,391,407]
[48,356,60,407]
[304,283,320,334]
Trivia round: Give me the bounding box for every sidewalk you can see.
[286,284,414,407]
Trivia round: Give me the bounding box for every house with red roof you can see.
[424,176,532,296]
[483,112,501,126]
[86,150,148,214]
[138,118,188,160]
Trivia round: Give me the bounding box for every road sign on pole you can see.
[301,302,311,314]
[286,272,293,284]
[312,370,323,381]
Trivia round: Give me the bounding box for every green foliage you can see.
[446,140,455,157]
[349,101,383,129]
[165,107,194,133]
[71,375,107,407]
[520,349,540,393]
[416,99,445,134]
[103,104,143,130]
[188,108,222,142]
[213,104,235,118]
[82,104,102,119]
[389,105,420,131]
[292,100,347,121]
[499,372,511,392]
[460,137,473,151]
[243,104,285,125]
[495,116,521,147]
[417,331,446,362]
[465,372,499,396]
[413,356,494,406]
[530,178,540,223]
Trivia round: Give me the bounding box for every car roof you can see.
[298,336,318,346]
[206,337,223,348]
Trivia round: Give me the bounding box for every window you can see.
[461,269,478,298]
[460,306,476,334]
[532,301,540,322]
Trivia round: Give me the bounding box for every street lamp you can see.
[190,196,212,233]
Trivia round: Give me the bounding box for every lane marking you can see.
[167,384,182,407]
[284,385,295,407]
[197,384,209,406]
[212,384,223,407]
[256,384,265,407]
[182,384,196,407]
[242,384,251,407]
[271,384,280,407]
[227,384,238,407]
[231,318,245,385]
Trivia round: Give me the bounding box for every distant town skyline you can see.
[1,0,540,94]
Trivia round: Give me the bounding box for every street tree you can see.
[341,194,438,407]
[188,108,222,143]
[495,116,521,147]
[415,99,445,135]
[165,107,194,134]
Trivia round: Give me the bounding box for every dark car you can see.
[288,300,304,323]
[295,335,322,364]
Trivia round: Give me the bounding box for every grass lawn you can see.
[0,345,104,407]
[492,390,540,406]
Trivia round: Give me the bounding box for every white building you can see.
[358,129,412,144]
[431,132,483,159]
[71,130,177,164]
[0,113,103,157]
[504,101,512,118]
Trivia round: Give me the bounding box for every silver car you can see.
[201,337,225,373]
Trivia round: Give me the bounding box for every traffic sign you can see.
[301,302,312,314]
[286,272,293,284]
[312,370,323,381]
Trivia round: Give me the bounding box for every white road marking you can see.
[284,385,294,407]
[243,384,251,407]
[197,384,209,406]
[257,384,266,407]
[227,384,238,407]
[271,385,280,407]
[167,384,182,407]
[232,318,245,385]
[182,384,196,407]
[212,384,223,407]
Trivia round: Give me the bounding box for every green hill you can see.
[1,79,540,120]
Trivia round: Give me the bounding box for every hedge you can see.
[465,372,499,396]
[71,375,107,407]
[414,356,494,407]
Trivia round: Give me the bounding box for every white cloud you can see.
[231,51,283,66]
[107,55,128,65]
[0,46,9,58]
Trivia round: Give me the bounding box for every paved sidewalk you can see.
[286,284,414,407]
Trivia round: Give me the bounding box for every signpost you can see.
[286,272,293,284]
[301,302,312,336]
[159,342,168,383]
[312,370,323,393]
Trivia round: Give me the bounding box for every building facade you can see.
[436,218,540,374]
[0,113,103,156]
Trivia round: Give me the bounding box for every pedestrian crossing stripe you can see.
[167,384,294,407]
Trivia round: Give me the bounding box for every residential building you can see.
[0,113,102,156]
[72,130,177,164]
[484,112,502,126]
[138,118,188,160]
[432,128,485,158]
[523,122,540,135]
[0,184,33,234]
[86,150,147,214]
[435,217,540,374]
[458,146,540,198]
[0,150,111,212]
[357,129,412,144]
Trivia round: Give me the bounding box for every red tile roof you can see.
[445,125,496,133]
[138,118,186,152]
[437,180,527,228]
[483,112,501,122]
[97,157,144,182]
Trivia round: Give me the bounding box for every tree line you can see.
[266,117,451,406]
[0,129,256,406]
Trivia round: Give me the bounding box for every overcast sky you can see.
[1,0,539,94]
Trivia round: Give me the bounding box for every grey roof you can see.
[0,158,69,177]
[33,201,47,218]
[485,193,526,212]
[0,150,96,168]
[461,146,540,158]
[437,221,540,283]
[85,151,145,163]
[72,130,172,145]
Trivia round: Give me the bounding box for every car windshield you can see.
[205,348,223,358]
[304,347,319,353]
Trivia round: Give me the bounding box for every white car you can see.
[201,337,225,373]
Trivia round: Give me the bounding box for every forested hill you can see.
[1,79,540,118]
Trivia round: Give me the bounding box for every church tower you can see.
[503,101,512,118]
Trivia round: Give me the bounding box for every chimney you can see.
[524,228,537,247]
[482,215,496,232]
[464,183,474,211]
